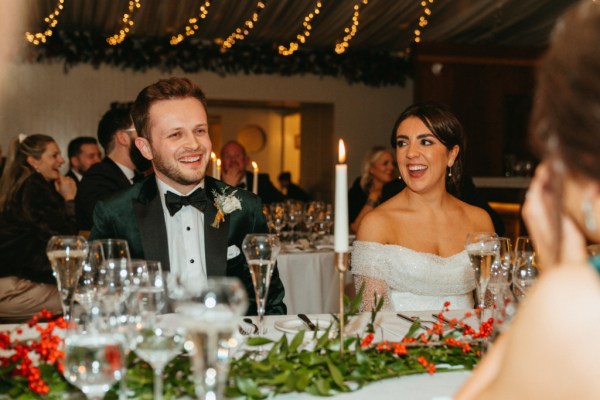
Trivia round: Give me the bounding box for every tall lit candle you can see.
[216,159,221,180]
[211,152,217,177]
[251,161,259,194]
[334,139,349,252]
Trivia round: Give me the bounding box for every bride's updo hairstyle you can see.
[529,1,600,183]
[390,102,465,196]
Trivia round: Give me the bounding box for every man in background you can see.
[65,136,102,185]
[76,106,139,231]
[220,140,284,204]
[278,171,310,202]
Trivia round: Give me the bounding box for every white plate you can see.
[274,317,332,334]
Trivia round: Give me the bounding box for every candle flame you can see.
[211,151,216,160]
[217,158,221,166]
[338,139,346,163]
[252,161,258,170]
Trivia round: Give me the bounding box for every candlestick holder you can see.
[335,251,350,355]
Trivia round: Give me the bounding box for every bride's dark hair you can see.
[390,102,465,196]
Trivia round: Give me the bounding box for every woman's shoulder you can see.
[356,205,398,242]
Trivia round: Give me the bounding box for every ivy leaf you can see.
[288,330,305,353]
[235,376,265,399]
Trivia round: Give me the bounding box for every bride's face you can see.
[394,116,458,193]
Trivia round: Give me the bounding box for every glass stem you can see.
[154,367,164,400]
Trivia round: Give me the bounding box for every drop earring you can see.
[447,167,452,177]
[582,197,597,232]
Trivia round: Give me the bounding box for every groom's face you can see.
[136,97,212,194]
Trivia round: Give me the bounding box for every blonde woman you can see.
[348,146,396,233]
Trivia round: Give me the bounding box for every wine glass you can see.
[269,203,286,238]
[90,239,132,325]
[46,235,89,321]
[241,234,281,334]
[129,260,184,400]
[512,236,540,301]
[488,237,513,307]
[465,232,499,310]
[63,328,125,400]
[285,201,303,244]
[173,277,248,400]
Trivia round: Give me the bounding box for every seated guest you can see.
[349,146,396,233]
[0,134,77,319]
[381,175,505,235]
[352,103,493,311]
[76,106,139,231]
[220,140,284,204]
[65,136,102,185]
[457,2,600,398]
[90,77,286,315]
[278,171,310,202]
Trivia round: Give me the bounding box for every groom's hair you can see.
[131,77,208,142]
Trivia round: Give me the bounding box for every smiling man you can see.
[89,77,286,315]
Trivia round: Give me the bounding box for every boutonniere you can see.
[211,188,242,228]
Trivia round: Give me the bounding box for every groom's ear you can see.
[135,137,153,161]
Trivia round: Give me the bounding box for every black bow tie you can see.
[164,189,208,216]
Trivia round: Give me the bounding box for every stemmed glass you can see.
[63,324,125,400]
[46,235,89,321]
[285,201,303,244]
[315,204,334,244]
[173,278,248,400]
[512,236,540,301]
[270,203,286,238]
[465,232,499,310]
[241,234,281,335]
[129,260,185,400]
[487,237,513,308]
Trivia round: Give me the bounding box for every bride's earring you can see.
[582,197,597,232]
[447,167,452,177]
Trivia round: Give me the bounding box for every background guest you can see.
[349,146,396,233]
[65,136,102,185]
[220,140,284,204]
[457,2,600,398]
[278,171,310,202]
[76,105,139,231]
[0,134,76,319]
[352,103,493,312]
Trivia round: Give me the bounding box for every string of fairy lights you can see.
[106,0,141,45]
[25,1,434,55]
[25,0,64,45]
[278,1,323,56]
[220,1,267,50]
[170,1,213,45]
[334,0,369,55]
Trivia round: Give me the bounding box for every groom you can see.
[89,77,286,315]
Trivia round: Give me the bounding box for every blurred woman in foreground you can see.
[457,1,600,398]
[0,134,76,319]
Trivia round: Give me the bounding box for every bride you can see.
[352,102,494,311]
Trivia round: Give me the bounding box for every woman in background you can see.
[352,103,493,311]
[457,1,600,398]
[348,146,396,233]
[0,134,77,319]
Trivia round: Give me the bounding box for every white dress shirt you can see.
[113,160,136,184]
[155,177,207,294]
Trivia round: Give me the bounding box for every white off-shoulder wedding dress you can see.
[351,241,476,311]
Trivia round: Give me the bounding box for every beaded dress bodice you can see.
[351,241,476,311]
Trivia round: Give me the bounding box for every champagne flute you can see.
[173,277,248,400]
[488,237,513,307]
[241,234,281,334]
[129,260,184,400]
[63,328,125,400]
[46,235,89,321]
[465,232,499,309]
[512,236,540,301]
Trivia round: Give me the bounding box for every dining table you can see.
[0,308,476,400]
[276,246,354,315]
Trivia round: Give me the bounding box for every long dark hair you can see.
[390,102,465,196]
[0,134,54,212]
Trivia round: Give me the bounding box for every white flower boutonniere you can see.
[211,188,242,228]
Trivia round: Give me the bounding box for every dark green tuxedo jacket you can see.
[89,175,286,315]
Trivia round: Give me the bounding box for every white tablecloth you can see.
[276,250,353,315]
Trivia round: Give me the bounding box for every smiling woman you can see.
[0,134,77,320]
[351,102,494,312]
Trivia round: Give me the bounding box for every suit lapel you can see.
[204,177,229,276]
[133,178,171,271]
